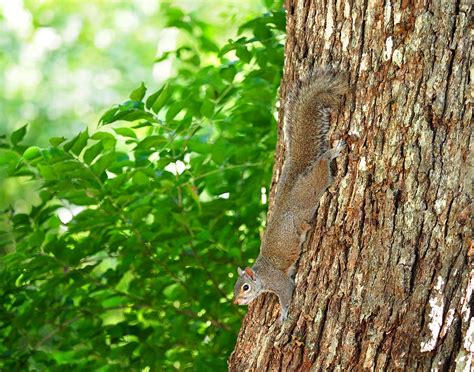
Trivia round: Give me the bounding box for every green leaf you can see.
[102,296,127,308]
[218,42,238,57]
[49,137,67,146]
[113,127,137,139]
[146,86,164,110]
[22,146,41,161]
[83,141,103,165]
[131,205,151,223]
[129,82,147,101]
[166,101,184,122]
[132,171,149,186]
[135,135,166,151]
[113,109,156,123]
[91,131,117,150]
[200,100,215,118]
[53,159,80,173]
[236,46,252,63]
[220,65,237,82]
[163,283,184,300]
[0,149,21,171]
[70,130,89,156]
[253,22,272,41]
[91,152,115,175]
[271,10,286,31]
[37,163,55,180]
[63,130,87,153]
[10,124,27,145]
[146,84,172,114]
[187,140,213,154]
[99,106,120,125]
[99,104,156,125]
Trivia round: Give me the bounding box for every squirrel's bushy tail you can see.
[283,70,348,175]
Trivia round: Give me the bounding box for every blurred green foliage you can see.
[0,0,268,220]
[0,0,285,370]
[0,0,266,144]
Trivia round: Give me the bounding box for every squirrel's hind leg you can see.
[278,277,294,322]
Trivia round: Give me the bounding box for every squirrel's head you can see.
[233,267,261,305]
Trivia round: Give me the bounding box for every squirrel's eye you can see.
[242,284,250,291]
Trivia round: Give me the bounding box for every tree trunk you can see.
[228,0,472,370]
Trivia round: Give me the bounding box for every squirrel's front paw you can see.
[329,140,346,160]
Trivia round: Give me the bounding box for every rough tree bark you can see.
[229,0,472,370]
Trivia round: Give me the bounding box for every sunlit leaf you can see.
[22,146,41,161]
[10,125,27,145]
[129,82,147,101]
[49,137,67,147]
[148,84,172,114]
[113,127,137,139]
[83,141,104,165]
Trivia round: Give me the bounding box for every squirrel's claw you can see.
[279,307,289,323]
[334,139,346,153]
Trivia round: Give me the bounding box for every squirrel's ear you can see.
[237,267,244,276]
[244,267,256,281]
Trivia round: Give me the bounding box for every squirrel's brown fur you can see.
[234,70,348,322]
[282,70,348,184]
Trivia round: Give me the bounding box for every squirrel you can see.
[233,70,348,322]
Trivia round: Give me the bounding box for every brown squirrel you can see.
[233,70,348,322]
